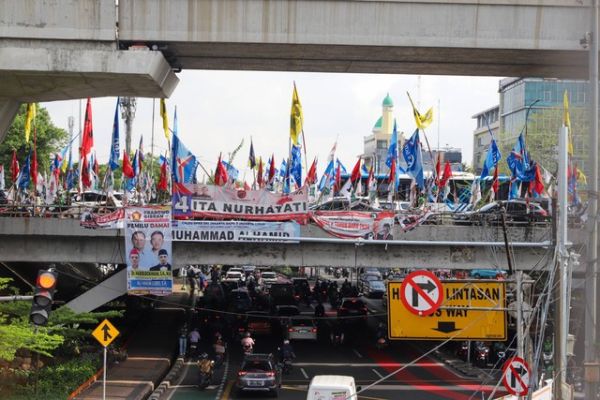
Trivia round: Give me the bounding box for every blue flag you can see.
[506,134,529,180]
[279,159,287,179]
[18,151,31,190]
[402,129,424,189]
[171,108,198,184]
[109,99,120,171]
[221,160,239,181]
[386,120,398,168]
[480,139,501,179]
[335,159,347,174]
[290,145,302,188]
[318,159,334,191]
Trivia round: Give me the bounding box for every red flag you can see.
[533,163,545,195]
[388,158,396,185]
[80,98,94,159]
[157,159,168,191]
[10,149,19,183]
[491,166,499,195]
[350,157,362,184]
[31,147,38,189]
[257,158,264,188]
[334,163,342,193]
[440,161,452,187]
[122,152,135,179]
[435,153,442,186]
[214,153,228,186]
[81,157,91,188]
[93,156,99,176]
[304,157,317,186]
[268,154,276,183]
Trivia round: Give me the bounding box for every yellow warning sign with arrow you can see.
[387,280,506,340]
[91,319,120,347]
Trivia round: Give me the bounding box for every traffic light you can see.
[30,269,58,326]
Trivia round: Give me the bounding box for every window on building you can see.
[543,90,552,102]
[377,140,388,149]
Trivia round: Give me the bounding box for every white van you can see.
[306,375,357,400]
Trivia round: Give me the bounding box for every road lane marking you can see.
[282,384,500,391]
[371,368,384,379]
[353,349,363,358]
[293,362,444,367]
[163,361,190,400]
[215,353,229,400]
[300,367,309,379]
[221,380,234,400]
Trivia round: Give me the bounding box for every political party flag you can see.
[160,98,170,141]
[214,153,229,186]
[24,103,36,143]
[222,160,239,182]
[290,82,303,146]
[268,154,276,184]
[333,162,342,194]
[402,129,424,189]
[157,155,168,191]
[340,157,361,199]
[18,151,31,190]
[122,152,135,179]
[480,138,501,179]
[440,161,452,187]
[304,157,317,186]
[10,149,19,184]
[506,133,529,180]
[318,142,337,191]
[386,121,398,168]
[171,109,199,185]
[80,98,94,159]
[109,99,120,171]
[248,139,256,169]
[257,157,264,188]
[290,144,302,188]
[407,92,433,129]
[31,136,38,189]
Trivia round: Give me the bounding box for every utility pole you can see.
[585,0,600,398]
[555,125,569,399]
[120,97,137,155]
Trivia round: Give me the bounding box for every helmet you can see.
[245,332,251,338]
[283,339,290,344]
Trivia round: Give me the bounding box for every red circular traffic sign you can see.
[502,356,530,396]
[400,270,444,316]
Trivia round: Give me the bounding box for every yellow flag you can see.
[577,168,587,184]
[290,83,303,146]
[24,103,36,143]
[160,99,170,141]
[563,90,573,156]
[407,92,433,129]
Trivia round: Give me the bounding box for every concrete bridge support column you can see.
[0,99,20,144]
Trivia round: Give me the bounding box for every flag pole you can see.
[150,98,156,200]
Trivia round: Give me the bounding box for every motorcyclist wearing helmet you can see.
[279,339,296,363]
[241,331,255,352]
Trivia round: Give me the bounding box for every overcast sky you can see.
[42,70,501,180]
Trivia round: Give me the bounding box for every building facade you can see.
[362,93,402,174]
[472,105,499,175]
[498,77,588,173]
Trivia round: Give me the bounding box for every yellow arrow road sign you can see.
[387,280,506,340]
[92,319,120,347]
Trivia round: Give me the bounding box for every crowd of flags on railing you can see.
[0,87,587,209]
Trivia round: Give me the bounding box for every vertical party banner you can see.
[125,206,173,296]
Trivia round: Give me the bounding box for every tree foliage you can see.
[0,104,69,188]
[0,278,122,362]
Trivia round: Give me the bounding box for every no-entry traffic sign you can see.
[400,270,443,316]
[502,356,530,396]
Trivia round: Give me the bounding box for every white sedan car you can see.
[286,317,318,341]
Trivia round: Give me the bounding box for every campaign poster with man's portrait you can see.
[125,206,173,296]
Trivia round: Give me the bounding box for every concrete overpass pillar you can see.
[0,99,20,144]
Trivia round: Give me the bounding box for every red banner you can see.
[311,211,395,239]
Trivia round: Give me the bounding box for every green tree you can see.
[497,106,588,175]
[0,104,69,188]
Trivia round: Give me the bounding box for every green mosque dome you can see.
[382,93,394,107]
[373,116,383,130]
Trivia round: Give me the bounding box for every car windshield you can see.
[363,274,379,281]
[227,272,241,277]
[370,281,385,289]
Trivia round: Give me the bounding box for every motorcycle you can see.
[213,340,227,367]
[198,354,214,389]
[281,357,293,375]
[456,342,469,361]
[474,343,490,368]
[330,331,345,347]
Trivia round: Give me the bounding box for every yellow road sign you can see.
[387,280,506,340]
[92,319,120,347]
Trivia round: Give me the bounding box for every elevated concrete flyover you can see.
[0,217,555,271]
[0,0,179,142]
[119,0,590,78]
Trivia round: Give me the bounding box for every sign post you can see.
[388,279,506,340]
[502,356,530,396]
[91,319,120,400]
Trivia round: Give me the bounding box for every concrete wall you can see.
[0,217,554,270]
